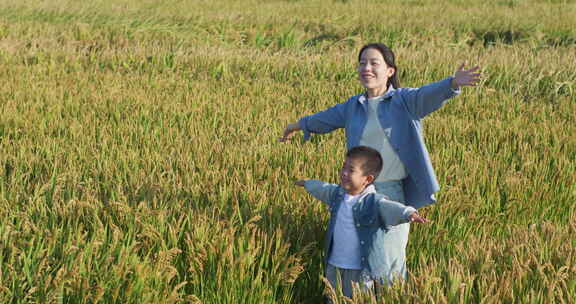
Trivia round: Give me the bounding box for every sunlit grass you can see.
[0,0,574,303]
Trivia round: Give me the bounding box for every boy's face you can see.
[340,156,374,195]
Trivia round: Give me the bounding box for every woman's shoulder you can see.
[333,93,365,110]
[389,87,417,97]
[387,87,421,107]
[345,93,365,103]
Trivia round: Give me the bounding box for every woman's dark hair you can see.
[358,43,400,89]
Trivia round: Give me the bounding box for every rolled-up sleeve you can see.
[298,102,347,141]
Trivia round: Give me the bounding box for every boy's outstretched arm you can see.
[378,198,429,226]
[294,179,339,206]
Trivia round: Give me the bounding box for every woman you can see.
[280,43,480,285]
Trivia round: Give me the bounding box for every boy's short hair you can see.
[346,146,383,177]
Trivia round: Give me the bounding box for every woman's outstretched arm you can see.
[402,63,481,119]
[279,122,302,142]
[279,100,348,142]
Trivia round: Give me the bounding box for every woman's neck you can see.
[366,87,387,98]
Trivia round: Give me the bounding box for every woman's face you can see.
[357,48,395,95]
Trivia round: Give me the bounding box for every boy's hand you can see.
[294,180,306,187]
[409,212,429,223]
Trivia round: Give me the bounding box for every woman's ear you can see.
[387,67,396,78]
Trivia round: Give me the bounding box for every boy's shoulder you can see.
[363,192,406,210]
[365,192,391,202]
[357,193,390,211]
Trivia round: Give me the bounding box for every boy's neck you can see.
[345,184,374,196]
[346,189,365,196]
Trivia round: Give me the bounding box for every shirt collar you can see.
[343,184,377,199]
[357,86,397,104]
[362,184,377,195]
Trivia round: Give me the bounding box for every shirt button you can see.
[356,224,360,227]
[360,241,365,245]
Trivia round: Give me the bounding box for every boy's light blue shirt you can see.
[304,180,416,280]
[298,77,459,209]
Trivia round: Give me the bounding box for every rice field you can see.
[0,0,575,303]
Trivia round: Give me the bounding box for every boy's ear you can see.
[365,174,375,184]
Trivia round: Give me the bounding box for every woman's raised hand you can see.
[279,122,301,142]
[451,63,481,89]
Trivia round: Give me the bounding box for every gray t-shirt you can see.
[359,96,407,181]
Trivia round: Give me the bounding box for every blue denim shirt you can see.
[304,180,416,280]
[299,77,459,209]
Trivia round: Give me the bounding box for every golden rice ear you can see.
[340,277,379,304]
[322,275,373,304]
[321,275,340,304]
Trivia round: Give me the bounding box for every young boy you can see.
[294,146,427,300]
